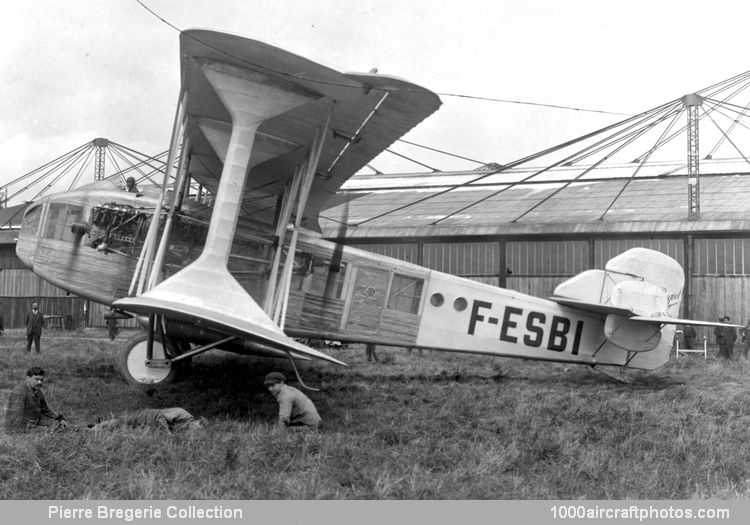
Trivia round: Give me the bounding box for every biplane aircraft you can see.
[14,29,730,387]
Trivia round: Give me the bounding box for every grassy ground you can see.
[1,328,749,499]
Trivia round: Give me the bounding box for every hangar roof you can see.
[319,172,750,239]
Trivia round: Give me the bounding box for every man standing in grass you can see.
[714,316,737,360]
[263,371,321,430]
[25,302,45,353]
[5,367,67,433]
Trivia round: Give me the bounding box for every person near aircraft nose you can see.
[105,306,119,341]
[24,302,45,353]
[88,407,207,433]
[714,316,736,360]
[263,371,321,430]
[4,367,67,433]
[125,176,139,193]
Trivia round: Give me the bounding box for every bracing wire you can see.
[133,0,631,118]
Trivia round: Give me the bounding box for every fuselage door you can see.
[345,268,389,334]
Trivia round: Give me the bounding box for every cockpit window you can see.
[43,203,84,241]
[21,204,43,236]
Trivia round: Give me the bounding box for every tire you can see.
[116,332,177,387]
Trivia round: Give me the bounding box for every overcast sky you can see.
[2,0,749,201]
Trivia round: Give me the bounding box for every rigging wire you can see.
[353,99,683,227]
[702,107,750,166]
[134,0,631,118]
[510,103,684,223]
[395,138,487,166]
[439,101,682,225]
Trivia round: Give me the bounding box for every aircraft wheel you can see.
[116,333,177,387]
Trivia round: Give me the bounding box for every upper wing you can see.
[180,29,441,231]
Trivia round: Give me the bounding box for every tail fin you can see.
[553,248,684,368]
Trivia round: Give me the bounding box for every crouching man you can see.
[5,367,67,433]
[263,372,321,430]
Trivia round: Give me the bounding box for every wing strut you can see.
[129,89,189,296]
[148,131,193,290]
[265,109,333,328]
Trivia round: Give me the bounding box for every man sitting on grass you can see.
[5,367,67,433]
[88,407,207,433]
[263,371,321,430]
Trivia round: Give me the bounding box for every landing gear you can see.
[116,332,177,387]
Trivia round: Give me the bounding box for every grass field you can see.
[1,328,749,500]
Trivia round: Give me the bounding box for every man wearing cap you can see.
[5,367,67,433]
[263,371,321,430]
[25,302,45,353]
[714,316,736,360]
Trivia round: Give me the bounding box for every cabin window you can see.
[22,204,43,236]
[387,273,423,315]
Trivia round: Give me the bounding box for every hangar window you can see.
[693,238,750,275]
[507,240,588,276]
[387,273,423,314]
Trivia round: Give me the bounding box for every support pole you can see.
[684,94,703,221]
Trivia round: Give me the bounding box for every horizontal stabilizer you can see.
[630,316,743,328]
[549,296,633,317]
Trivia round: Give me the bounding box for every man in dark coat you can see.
[714,316,737,360]
[682,324,697,350]
[25,302,45,353]
[4,367,66,433]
